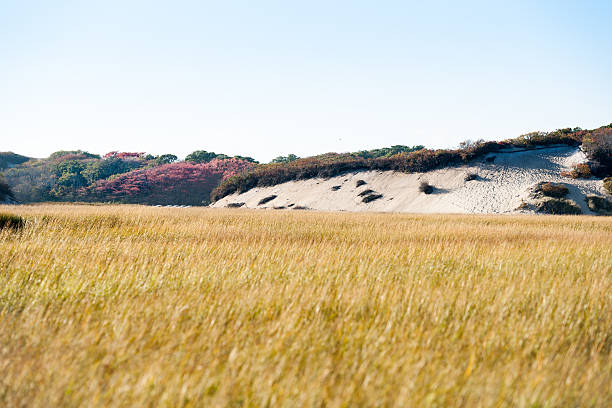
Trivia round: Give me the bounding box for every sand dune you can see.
[212,146,609,215]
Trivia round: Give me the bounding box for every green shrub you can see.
[0,213,25,230]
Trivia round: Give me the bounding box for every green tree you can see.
[271,154,300,163]
[155,154,178,165]
[185,150,219,163]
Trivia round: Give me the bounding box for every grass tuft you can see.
[0,213,24,230]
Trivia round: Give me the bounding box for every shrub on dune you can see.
[419,181,434,194]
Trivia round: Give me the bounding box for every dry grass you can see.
[0,204,611,407]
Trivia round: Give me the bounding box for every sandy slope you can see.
[212,146,609,214]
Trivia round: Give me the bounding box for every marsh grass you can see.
[0,204,611,407]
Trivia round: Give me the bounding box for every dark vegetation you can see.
[331,185,341,191]
[355,180,367,187]
[0,178,15,202]
[352,145,425,159]
[212,125,611,202]
[464,173,478,181]
[0,152,30,169]
[585,196,612,215]
[581,127,612,176]
[0,213,24,230]
[257,195,277,206]
[358,189,376,197]
[362,193,383,203]
[226,202,245,208]
[533,182,569,198]
[534,198,582,215]
[604,177,612,195]
[419,182,434,194]
[271,154,300,164]
[185,150,257,164]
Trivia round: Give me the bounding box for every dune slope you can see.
[212,146,609,214]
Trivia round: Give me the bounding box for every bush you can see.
[464,173,478,181]
[561,163,592,179]
[419,182,433,194]
[0,213,24,230]
[226,202,245,208]
[355,180,367,187]
[362,193,383,203]
[581,127,612,176]
[585,196,612,215]
[604,177,612,195]
[358,189,375,197]
[534,198,582,215]
[534,182,569,198]
[257,195,277,206]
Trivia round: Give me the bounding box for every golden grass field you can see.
[0,204,611,407]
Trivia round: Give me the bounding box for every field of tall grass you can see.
[1,205,611,407]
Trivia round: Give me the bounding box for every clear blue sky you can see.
[1,0,611,162]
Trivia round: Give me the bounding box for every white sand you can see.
[212,146,609,215]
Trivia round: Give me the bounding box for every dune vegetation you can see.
[1,205,610,407]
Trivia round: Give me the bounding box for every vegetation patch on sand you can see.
[604,177,612,195]
[1,205,611,407]
[586,195,612,215]
[532,182,569,198]
[534,197,582,215]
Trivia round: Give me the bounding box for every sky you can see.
[1,1,611,162]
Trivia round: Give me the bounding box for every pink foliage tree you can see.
[83,158,254,205]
